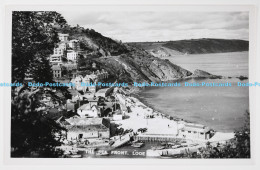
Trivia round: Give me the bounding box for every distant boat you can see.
[131,142,144,148]
[151,146,165,150]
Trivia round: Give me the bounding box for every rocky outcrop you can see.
[192,69,222,79]
[94,53,192,84]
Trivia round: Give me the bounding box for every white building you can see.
[178,123,214,140]
[67,50,78,61]
[77,104,101,118]
[58,33,69,42]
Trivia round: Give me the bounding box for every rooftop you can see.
[67,89,81,96]
[78,103,91,110]
[70,39,79,42]
[65,117,110,128]
[58,33,69,36]
[181,123,211,133]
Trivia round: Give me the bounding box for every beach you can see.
[113,91,235,143]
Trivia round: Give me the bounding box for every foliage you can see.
[11,87,66,157]
[11,11,68,157]
[12,11,66,82]
[189,111,250,158]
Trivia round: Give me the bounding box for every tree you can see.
[11,11,67,157]
[12,11,66,82]
[11,87,65,157]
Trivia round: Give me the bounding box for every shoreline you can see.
[126,77,247,133]
[131,93,188,122]
[115,90,235,147]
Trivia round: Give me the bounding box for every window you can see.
[194,131,197,134]
[188,131,191,133]
[200,133,204,135]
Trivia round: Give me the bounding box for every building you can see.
[64,117,110,139]
[58,33,69,42]
[68,39,80,50]
[95,87,114,98]
[82,91,95,99]
[113,110,123,121]
[53,46,66,56]
[70,75,84,91]
[77,103,101,118]
[58,42,68,50]
[50,54,63,65]
[67,89,81,99]
[51,65,63,78]
[178,123,214,140]
[70,70,109,93]
[67,50,78,61]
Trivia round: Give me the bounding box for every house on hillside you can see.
[51,65,63,78]
[50,54,63,65]
[70,75,84,91]
[77,103,101,118]
[67,89,81,100]
[58,33,69,42]
[67,50,78,61]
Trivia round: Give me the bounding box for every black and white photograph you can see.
[1,1,260,168]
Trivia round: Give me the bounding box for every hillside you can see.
[127,39,249,57]
[57,26,192,83]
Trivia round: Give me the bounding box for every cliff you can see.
[192,69,222,79]
[58,26,193,83]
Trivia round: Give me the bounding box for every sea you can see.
[137,51,249,132]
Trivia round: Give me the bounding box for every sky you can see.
[59,11,249,42]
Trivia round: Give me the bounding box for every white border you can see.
[1,0,260,169]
